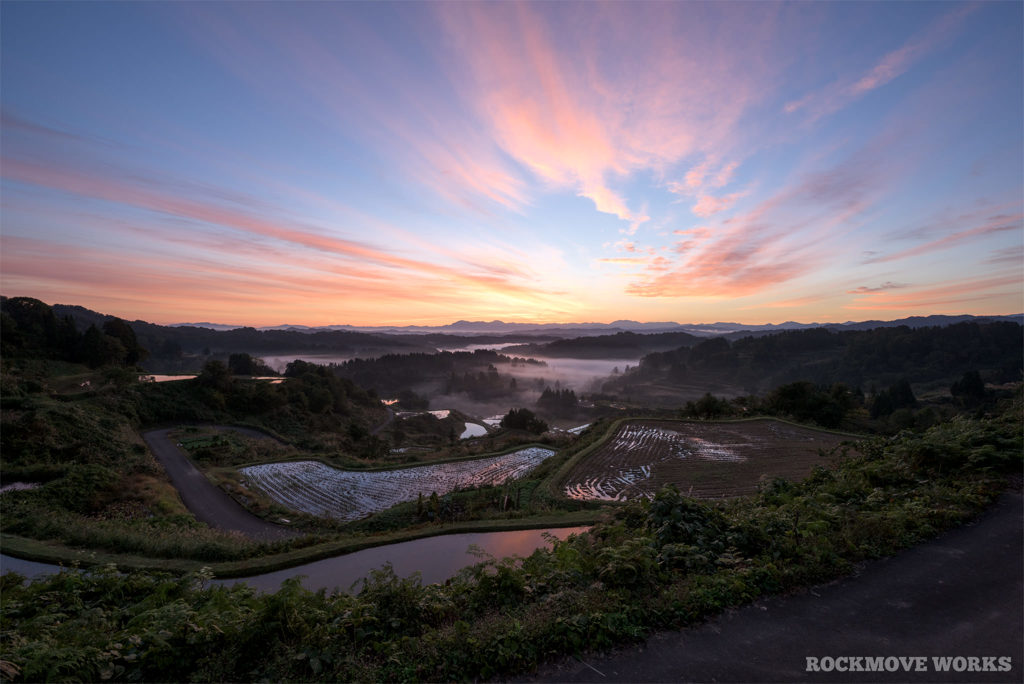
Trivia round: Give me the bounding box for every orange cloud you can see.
[1,234,580,326]
[1,155,558,304]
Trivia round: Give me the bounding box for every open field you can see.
[241,447,556,520]
[562,418,855,500]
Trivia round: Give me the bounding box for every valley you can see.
[1,296,1021,682]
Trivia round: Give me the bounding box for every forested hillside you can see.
[504,330,701,359]
[605,322,1022,400]
[41,300,436,372]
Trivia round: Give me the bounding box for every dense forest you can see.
[13,300,432,372]
[504,330,701,359]
[334,350,546,399]
[604,322,1022,401]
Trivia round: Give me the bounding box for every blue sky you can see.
[2,1,1021,325]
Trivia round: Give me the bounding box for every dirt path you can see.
[142,427,298,541]
[370,405,395,436]
[524,491,1023,683]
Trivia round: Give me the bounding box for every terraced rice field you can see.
[240,447,555,520]
[563,419,852,501]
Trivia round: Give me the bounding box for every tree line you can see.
[610,321,1022,394]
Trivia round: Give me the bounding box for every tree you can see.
[228,352,277,376]
[80,324,126,368]
[693,392,727,419]
[500,408,548,434]
[197,360,233,392]
[396,389,429,410]
[102,318,148,366]
[537,387,578,417]
[950,370,985,400]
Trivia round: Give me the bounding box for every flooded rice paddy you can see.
[241,447,555,520]
[563,419,852,501]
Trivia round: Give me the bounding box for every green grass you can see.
[0,510,600,577]
[2,403,1018,682]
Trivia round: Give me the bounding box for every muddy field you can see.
[562,419,854,501]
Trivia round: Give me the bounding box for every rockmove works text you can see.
[805,656,1013,673]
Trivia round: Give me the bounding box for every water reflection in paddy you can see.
[0,526,589,595]
[216,526,588,594]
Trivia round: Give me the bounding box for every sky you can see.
[1,1,1021,327]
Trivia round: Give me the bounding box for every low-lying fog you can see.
[506,357,636,391]
[262,353,637,390]
[262,354,355,372]
[260,351,637,421]
[417,357,639,421]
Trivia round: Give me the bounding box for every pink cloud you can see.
[786,3,978,123]
[620,128,907,300]
[580,182,650,232]
[844,275,1022,311]
[683,161,711,189]
[597,257,649,266]
[671,160,741,198]
[435,2,778,227]
[692,192,746,217]
[872,212,1023,263]
[0,154,560,307]
[713,161,739,187]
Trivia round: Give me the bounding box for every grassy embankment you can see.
[0,380,892,578]
[1,398,1019,682]
[0,365,604,575]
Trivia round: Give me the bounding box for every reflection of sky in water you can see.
[222,526,590,593]
[0,527,589,594]
[460,423,488,438]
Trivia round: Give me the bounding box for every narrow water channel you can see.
[0,525,589,594]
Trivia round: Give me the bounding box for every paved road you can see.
[142,427,298,541]
[525,492,1023,683]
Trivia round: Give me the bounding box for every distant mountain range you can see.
[168,314,1024,337]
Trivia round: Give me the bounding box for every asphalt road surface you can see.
[142,426,297,540]
[525,491,1023,683]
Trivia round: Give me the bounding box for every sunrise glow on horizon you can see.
[1,1,1021,327]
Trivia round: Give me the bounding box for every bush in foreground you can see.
[1,403,1020,681]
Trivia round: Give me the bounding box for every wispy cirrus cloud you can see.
[784,3,979,123]
[869,212,1023,263]
[844,275,1021,311]
[435,1,782,229]
[670,159,740,197]
[0,236,504,324]
[626,116,915,299]
[0,151,562,309]
[986,244,1024,265]
[846,281,910,294]
[692,191,748,218]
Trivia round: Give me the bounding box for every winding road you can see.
[142,427,298,540]
[524,491,1023,683]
